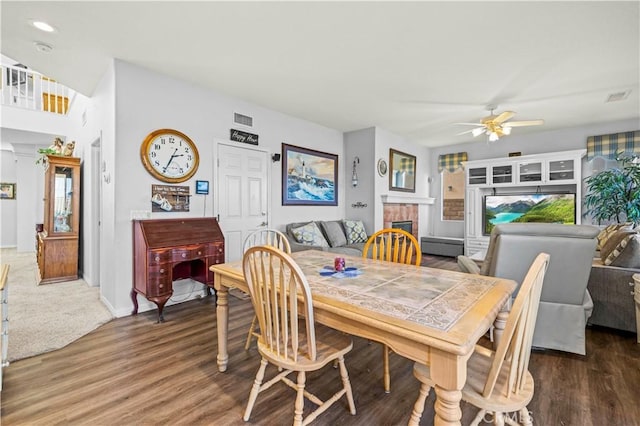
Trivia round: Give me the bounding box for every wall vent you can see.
[234,112,253,127]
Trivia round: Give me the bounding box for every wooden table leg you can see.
[215,277,229,372]
[429,349,467,426]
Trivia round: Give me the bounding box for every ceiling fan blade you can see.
[493,111,515,124]
[454,122,487,126]
[456,128,481,136]
[505,119,545,127]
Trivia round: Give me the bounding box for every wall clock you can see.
[377,158,388,177]
[140,129,200,183]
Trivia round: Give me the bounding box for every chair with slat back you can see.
[409,253,550,426]
[242,246,356,425]
[242,229,291,350]
[362,228,422,393]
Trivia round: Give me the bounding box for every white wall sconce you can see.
[351,156,360,187]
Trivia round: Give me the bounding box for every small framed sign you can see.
[195,180,209,195]
[230,129,259,145]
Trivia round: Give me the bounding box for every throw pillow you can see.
[603,232,640,268]
[291,222,329,247]
[597,223,633,250]
[343,220,367,244]
[319,221,347,248]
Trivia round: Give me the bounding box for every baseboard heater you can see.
[421,236,464,258]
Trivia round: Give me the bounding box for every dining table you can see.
[210,249,516,425]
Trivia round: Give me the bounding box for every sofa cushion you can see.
[319,221,347,248]
[343,220,367,244]
[602,231,640,268]
[597,223,633,250]
[291,222,329,247]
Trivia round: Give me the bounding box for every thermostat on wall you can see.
[195,180,209,195]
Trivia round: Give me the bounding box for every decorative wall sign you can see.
[282,144,338,206]
[508,152,522,157]
[151,184,190,212]
[0,183,16,200]
[230,129,259,145]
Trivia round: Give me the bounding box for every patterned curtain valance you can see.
[438,152,468,172]
[586,130,640,160]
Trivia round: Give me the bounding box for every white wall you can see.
[374,127,432,235]
[0,149,17,248]
[105,60,345,316]
[428,118,640,238]
[344,127,375,234]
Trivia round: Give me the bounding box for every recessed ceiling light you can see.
[34,42,53,53]
[32,21,56,32]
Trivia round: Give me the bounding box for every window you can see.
[442,169,465,221]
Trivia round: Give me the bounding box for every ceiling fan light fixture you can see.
[502,126,512,135]
[489,132,499,142]
[471,127,485,137]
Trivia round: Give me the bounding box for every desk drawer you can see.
[148,250,171,265]
[171,245,208,262]
[147,278,172,297]
[207,243,224,257]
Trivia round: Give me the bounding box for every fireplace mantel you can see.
[381,195,435,205]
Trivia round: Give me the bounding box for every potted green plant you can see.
[584,154,640,226]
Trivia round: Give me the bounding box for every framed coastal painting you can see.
[282,144,338,206]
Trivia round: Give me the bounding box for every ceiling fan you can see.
[456,106,544,142]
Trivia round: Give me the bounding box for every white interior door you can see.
[216,143,269,262]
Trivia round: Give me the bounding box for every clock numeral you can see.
[160,138,166,145]
[187,155,192,161]
[169,137,175,144]
[179,167,184,174]
[154,143,161,150]
[154,160,160,167]
[150,152,157,158]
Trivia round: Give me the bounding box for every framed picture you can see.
[195,180,209,195]
[282,144,338,206]
[389,149,416,193]
[0,183,16,200]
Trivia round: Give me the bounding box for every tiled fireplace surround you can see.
[383,203,419,240]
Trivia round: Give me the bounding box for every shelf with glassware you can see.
[37,155,81,284]
[462,149,586,256]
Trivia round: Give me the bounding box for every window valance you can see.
[586,130,640,160]
[438,152,468,172]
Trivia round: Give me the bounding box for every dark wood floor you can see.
[2,255,639,425]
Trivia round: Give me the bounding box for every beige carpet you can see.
[1,248,114,362]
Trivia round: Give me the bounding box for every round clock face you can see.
[377,158,388,176]
[140,129,200,183]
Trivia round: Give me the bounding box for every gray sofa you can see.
[587,260,639,333]
[284,220,367,256]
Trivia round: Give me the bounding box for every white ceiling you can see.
[1,1,639,147]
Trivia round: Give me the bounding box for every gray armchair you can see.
[459,223,599,355]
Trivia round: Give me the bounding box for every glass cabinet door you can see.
[52,166,75,233]
[518,161,543,183]
[548,159,575,182]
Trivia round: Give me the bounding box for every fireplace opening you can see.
[391,220,412,234]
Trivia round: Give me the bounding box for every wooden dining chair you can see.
[409,253,550,426]
[242,229,291,350]
[242,246,356,425]
[362,228,422,393]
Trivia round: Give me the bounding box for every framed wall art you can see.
[389,149,416,192]
[0,183,16,200]
[282,144,338,206]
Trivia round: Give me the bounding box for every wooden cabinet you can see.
[131,218,225,322]
[37,155,80,284]
[462,149,586,256]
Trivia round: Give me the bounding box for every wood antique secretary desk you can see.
[131,217,224,322]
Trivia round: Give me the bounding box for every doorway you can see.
[89,136,101,288]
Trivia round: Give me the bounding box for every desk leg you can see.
[216,279,229,372]
[430,349,466,426]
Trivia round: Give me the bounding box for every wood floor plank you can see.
[2,256,639,425]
